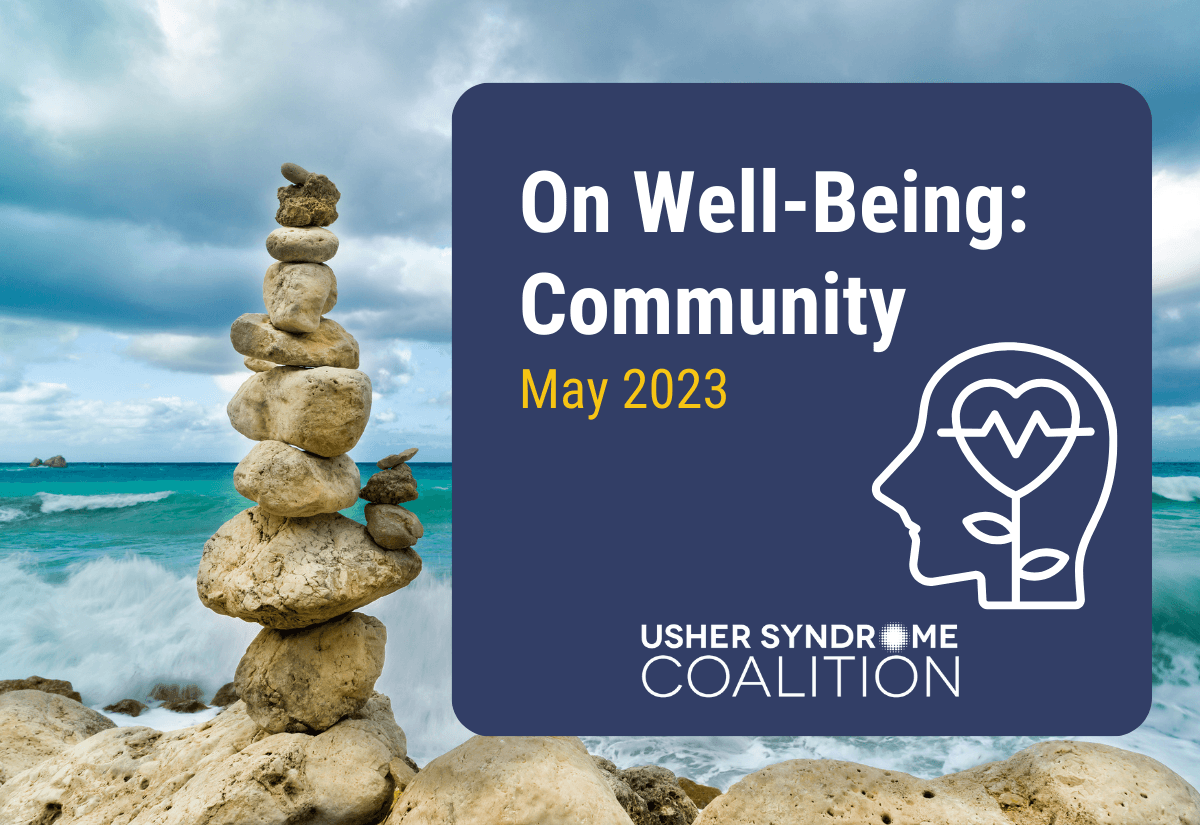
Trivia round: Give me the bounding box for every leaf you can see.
[1017,549,1070,581]
[962,512,1014,545]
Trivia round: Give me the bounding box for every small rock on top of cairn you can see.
[377,447,418,469]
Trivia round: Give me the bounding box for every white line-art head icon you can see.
[872,343,1117,610]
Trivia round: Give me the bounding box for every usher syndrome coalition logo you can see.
[452,83,1150,736]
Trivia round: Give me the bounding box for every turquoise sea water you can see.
[0,460,1196,789]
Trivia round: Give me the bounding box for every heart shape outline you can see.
[945,378,1085,499]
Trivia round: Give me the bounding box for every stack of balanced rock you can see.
[196,162,423,739]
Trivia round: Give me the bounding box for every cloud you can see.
[1153,167,1200,293]
[122,333,241,374]
[367,344,416,395]
[0,316,83,390]
[428,389,452,407]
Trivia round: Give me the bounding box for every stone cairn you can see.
[196,162,425,737]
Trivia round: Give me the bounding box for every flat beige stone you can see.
[227,366,371,458]
[263,261,338,333]
[235,612,386,734]
[0,697,408,825]
[197,507,421,629]
[233,441,360,517]
[0,691,114,785]
[385,736,632,825]
[244,355,276,372]
[266,226,339,263]
[364,504,423,550]
[377,448,418,469]
[230,313,359,369]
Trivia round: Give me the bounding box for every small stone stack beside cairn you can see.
[196,162,424,743]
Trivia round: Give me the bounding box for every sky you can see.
[1,0,1199,461]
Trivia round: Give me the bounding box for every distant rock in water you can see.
[103,699,148,717]
[28,458,41,467]
[211,682,239,707]
[162,698,209,713]
[149,683,202,703]
[43,455,66,468]
[0,676,82,704]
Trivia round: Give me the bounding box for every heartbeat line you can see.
[937,410,1095,458]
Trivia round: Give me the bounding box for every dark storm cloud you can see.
[1,0,1199,356]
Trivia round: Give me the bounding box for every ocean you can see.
[0,461,1196,793]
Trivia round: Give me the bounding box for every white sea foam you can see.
[0,556,465,765]
[0,507,27,523]
[1152,475,1200,501]
[37,491,174,512]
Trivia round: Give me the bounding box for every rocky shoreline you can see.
[0,675,1197,824]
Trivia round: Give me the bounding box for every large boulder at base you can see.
[385,736,633,825]
[951,740,1200,825]
[197,507,422,629]
[235,612,386,734]
[620,765,699,825]
[263,261,338,333]
[227,366,371,458]
[266,226,339,263]
[364,503,424,549]
[0,676,82,704]
[360,464,418,505]
[234,441,361,517]
[694,759,1009,825]
[0,696,408,825]
[0,691,114,785]
[230,313,359,369]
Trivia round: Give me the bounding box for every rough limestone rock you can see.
[230,313,359,370]
[234,441,361,517]
[276,172,341,228]
[952,740,1200,825]
[227,366,371,458]
[621,765,699,825]
[0,676,82,704]
[0,697,408,825]
[0,691,114,785]
[236,612,386,734]
[364,504,423,550]
[102,699,147,717]
[211,683,239,707]
[28,458,40,467]
[694,759,1009,825]
[263,261,338,333]
[44,455,67,467]
[377,448,418,469]
[266,226,339,263]
[385,736,633,825]
[244,355,276,372]
[677,778,721,810]
[197,507,421,629]
[593,757,652,825]
[360,465,418,505]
